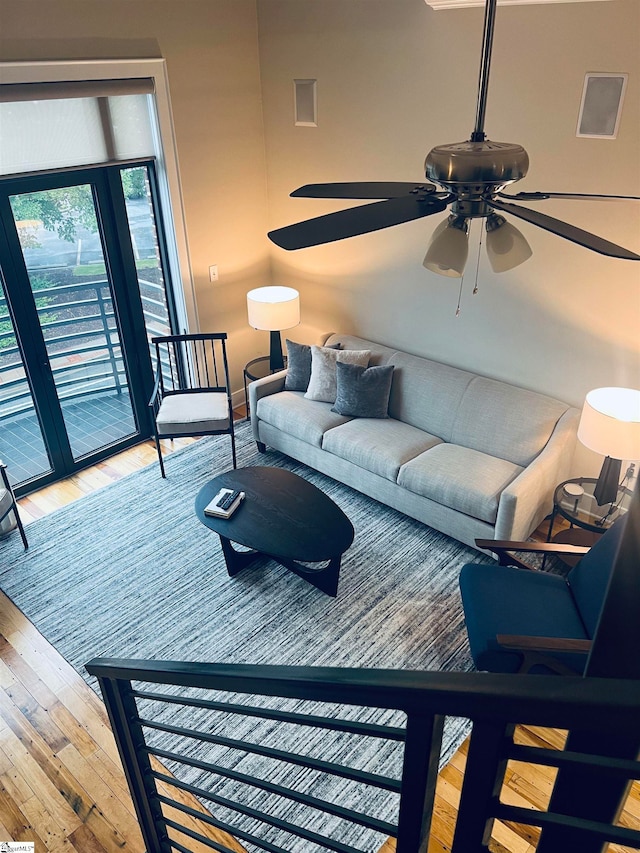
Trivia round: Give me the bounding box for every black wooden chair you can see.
[149,333,236,478]
[0,459,28,549]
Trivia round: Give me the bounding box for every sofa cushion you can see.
[322,418,442,482]
[323,333,397,367]
[331,362,394,419]
[398,443,523,524]
[459,563,589,674]
[452,376,568,467]
[257,391,352,447]
[305,346,371,403]
[387,351,474,441]
[284,339,341,391]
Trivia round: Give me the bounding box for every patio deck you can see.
[1,389,138,487]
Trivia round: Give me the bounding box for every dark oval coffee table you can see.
[195,466,354,597]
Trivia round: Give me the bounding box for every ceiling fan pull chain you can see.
[455,275,465,316]
[473,225,483,294]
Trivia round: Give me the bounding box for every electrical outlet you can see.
[209,264,219,283]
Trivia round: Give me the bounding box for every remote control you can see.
[217,489,241,510]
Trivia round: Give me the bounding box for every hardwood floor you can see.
[2,435,638,851]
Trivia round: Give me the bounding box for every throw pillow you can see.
[284,339,312,391]
[305,345,371,403]
[332,362,394,418]
[284,339,342,391]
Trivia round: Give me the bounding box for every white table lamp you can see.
[247,286,300,371]
[577,386,640,506]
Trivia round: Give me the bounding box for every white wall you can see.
[257,0,640,473]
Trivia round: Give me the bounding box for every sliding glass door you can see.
[0,163,176,494]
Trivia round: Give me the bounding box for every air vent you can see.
[294,79,317,127]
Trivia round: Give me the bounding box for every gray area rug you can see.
[1,422,492,852]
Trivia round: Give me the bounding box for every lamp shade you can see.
[247,286,300,331]
[423,217,469,278]
[485,215,533,273]
[577,387,640,460]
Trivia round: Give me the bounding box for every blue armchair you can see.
[459,515,628,675]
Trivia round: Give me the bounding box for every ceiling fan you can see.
[267,0,640,276]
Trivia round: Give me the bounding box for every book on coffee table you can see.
[204,489,245,519]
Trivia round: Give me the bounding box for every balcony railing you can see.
[0,278,169,419]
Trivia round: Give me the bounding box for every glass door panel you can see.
[121,164,175,388]
[121,165,172,349]
[0,272,52,486]
[9,184,138,461]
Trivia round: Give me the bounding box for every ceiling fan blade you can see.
[268,194,453,251]
[498,191,640,202]
[488,198,640,261]
[291,182,438,199]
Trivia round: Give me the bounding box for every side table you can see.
[243,355,287,420]
[546,476,633,566]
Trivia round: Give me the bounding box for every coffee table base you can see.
[219,536,341,597]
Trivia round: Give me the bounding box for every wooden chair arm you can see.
[497,634,592,654]
[476,538,591,569]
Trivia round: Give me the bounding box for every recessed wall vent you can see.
[294,79,317,127]
[576,73,627,139]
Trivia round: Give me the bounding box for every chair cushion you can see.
[322,418,442,482]
[398,443,523,524]
[156,392,230,435]
[459,563,589,674]
[568,514,627,637]
[0,487,13,516]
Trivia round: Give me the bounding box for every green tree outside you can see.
[10,166,147,249]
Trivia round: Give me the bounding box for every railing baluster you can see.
[87,657,640,853]
[97,675,173,853]
[96,283,122,394]
[450,720,514,852]
[395,711,444,853]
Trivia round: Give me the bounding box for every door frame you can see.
[0,57,198,335]
[0,165,172,495]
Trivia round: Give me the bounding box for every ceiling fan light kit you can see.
[485,213,533,273]
[267,0,639,277]
[423,216,470,277]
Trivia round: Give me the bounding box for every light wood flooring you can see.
[2,434,638,851]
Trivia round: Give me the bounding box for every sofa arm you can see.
[494,406,580,541]
[249,370,287,441]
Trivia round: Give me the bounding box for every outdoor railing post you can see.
[93,673,172,853]
[395,711,445,853]
[97,283,122,394]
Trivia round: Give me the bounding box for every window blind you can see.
[0,78,156,176]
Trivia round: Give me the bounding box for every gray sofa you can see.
[249,333,580,550]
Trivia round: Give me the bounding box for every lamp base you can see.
[269,330,285,372]
[594,456,621,506]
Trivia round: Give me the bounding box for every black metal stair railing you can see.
[86,658,640,853]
